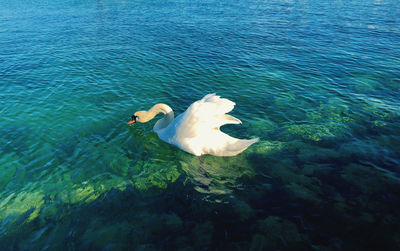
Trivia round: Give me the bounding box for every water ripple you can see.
[1,0,400,249]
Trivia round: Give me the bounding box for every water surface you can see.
[1,0,400,249]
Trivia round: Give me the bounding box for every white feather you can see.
[136,94,259,156]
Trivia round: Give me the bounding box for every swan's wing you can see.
[174,94,241,139]
[166,93,258,156]
[189,130,259,156]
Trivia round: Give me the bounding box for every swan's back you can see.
[161,94,258,156]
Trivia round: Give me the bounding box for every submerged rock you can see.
[256,216,304,249]
[0,152,21,190]
[192,221,214,248]
[248,140,285,155]
[164,213,183,232]
[234,199,255,221]
[179,152,254,196]
[132,160,181,191]
[0,187,45,223]
[287,124,340,141]
[250,234,267,251]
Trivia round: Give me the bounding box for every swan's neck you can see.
[147,104,174,133]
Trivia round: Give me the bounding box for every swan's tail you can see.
[222,137,259,156]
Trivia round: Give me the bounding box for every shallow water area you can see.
[1,0,400,249]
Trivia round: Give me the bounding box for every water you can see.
[1,0,400,249]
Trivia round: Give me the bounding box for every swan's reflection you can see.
[177,152,255,196]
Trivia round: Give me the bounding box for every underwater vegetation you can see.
[1,123,399,250]
[1,0,400,249]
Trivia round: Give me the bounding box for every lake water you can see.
[1,0,399,249]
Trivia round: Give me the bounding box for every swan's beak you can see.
[127,115,137,125]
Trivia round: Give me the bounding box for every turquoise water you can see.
[1,0,400,249]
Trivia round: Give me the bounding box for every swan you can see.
[128,94,259,156]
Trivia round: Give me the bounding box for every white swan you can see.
[128,94,259,156]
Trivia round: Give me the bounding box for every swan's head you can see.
[127,115,137,125]
[127,111,151,124]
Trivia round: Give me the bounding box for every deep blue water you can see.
[1,0,400,249]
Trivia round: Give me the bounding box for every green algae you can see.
[287,124,338,141]
[68,185,98,204]
[373,120,387,127]
[248,140,285,155]
[132,159,181,191]
[0,188,45,223]
[285,96,357,141]
[68,173,132,204]
[0,140,133,227]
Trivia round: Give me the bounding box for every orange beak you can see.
[128,115,137,125]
